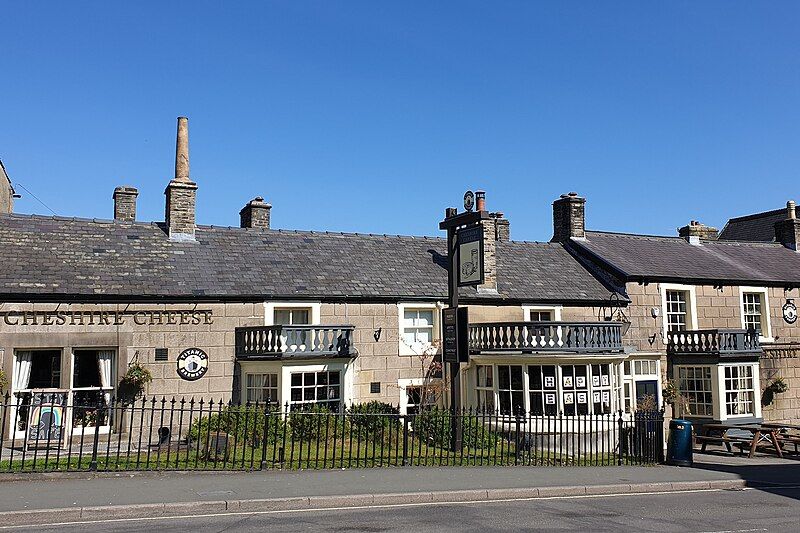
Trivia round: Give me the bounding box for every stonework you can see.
[165,180,198,240]
[551,193,585,241]
[239,197,271,229]
[113,186,138,221]
[0,162,13,214]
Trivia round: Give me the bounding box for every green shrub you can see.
[413,408,500,449]
[288,405,345,442]
[189,404,284,448]
[348,401,401,443]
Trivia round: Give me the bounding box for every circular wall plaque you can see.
[176,348,209,381]
[463,190,475,212]
[783,299,797,324]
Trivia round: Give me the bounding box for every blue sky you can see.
[1,2,798,241]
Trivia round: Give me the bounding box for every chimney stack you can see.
[164,117,198,241]
[475,191,498,294]
[679,220,718,243]
[240,196,272,229]
[492,212,510,242]
[113,186,139,221]
[0,160,14,214]
[551,192,585,242]
[774,200,800,251]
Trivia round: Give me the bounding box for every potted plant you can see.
[0,368,8,395]
[118,361,153,404]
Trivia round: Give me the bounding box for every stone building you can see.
[557,195,800,425]
[2,117,800,446]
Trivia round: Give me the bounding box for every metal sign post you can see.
[439,197,489,452]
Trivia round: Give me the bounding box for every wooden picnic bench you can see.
[696,423,784,458]
[761,422,800,454]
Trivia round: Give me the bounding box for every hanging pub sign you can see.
[176,348,209,381]
[26,390,67,448]
[783,299,797,324]
[442,307,469,363]
[457,224,484,286]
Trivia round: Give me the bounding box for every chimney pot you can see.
[240,196,272,229]
[113,186,138,221]
[475,190,486,212]
[787,200,796,220]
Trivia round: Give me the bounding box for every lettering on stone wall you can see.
[0,310,214,327]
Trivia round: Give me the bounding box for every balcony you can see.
[235,325,356,360]
[468,322,624,354]
[666,329,761,361]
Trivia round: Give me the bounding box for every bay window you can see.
[724,365,755,417]
[676,366,714,417]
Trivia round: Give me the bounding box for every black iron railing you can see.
[666,329,761,356]
[235,325,356,359]
[468,322,624,354]
[0,394,663,472]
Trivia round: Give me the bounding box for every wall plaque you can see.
[176,348,209,381]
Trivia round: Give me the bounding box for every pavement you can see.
[0,453,798,527]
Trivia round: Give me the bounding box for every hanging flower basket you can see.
[118,361,153,404]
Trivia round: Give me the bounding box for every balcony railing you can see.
[468,322,624,354]
[235,325,356,359]
[666,329,761,356]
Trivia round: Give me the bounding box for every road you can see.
[4,486,800,532]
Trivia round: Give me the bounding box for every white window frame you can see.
[244,372,280,405]
[739,287,773,342]
[674,365,716,419]
[622,357,662,413]
[660,283,698,339]
[397,378,440,415]
[264,302,321,326]
[239,360,352,409]
[522,305,562,322]
[469,359,624,417]
[719,362,761,420]
[397,302,443,356]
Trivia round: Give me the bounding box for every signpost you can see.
[439,192,489,451]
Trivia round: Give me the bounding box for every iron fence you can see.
[0,393,664,473]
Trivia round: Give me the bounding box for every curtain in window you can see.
[12,351,32,391]
[97,351,114,405]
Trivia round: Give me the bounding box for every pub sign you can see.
[457,224,484,286]
[442,307,469,363]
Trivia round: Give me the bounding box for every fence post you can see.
[260,405,270,470]
[514,411,522,465]
[402,415,409,466]
[617,410,623,466]
[89,398,103,471]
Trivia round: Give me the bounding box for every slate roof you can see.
[718,208,784,242]
[0,213,615,303]
[572,231,800,285]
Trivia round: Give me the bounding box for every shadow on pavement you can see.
[691,452,800,501]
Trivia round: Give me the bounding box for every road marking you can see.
[2,485,797,530]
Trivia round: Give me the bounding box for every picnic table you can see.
[695,423,784,458]
[760,422,800,454]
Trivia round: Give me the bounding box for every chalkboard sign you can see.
[26,390,67,447]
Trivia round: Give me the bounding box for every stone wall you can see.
[0,302,264,402]
[760,353,800,424]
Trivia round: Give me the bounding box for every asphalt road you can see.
[6,486,800,532]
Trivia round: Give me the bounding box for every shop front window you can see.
[724,365,755,416]
[475,364,495,412]
[528,365,557,416]
[497,365,524,415]
[677,366,713,417]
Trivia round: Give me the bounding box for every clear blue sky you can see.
[1,2,798,241]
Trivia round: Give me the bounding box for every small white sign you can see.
[544,376,555,388]
[576,376,586,388]
[601,375,610,386]
[577,392,587,404]
[593,391,601,403]
[545,393,556,405]
[602,391,610,404]
[564,393,574,405]
[563,376,573,388]
[592,376,600,387]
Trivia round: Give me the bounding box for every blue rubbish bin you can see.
[667,419,693,466]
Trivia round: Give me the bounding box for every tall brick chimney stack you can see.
[551,192,586,242]
[240,196,272,229]
[113,186,138,221]
[679,220,718,243]
[775,200,800,251]
[475,190,498,295]
[164,117,198,241]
